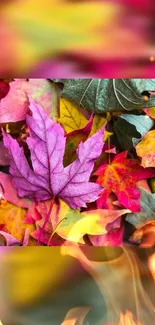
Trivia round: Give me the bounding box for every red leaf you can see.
[95,151,155,212]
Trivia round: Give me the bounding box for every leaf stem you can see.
[108,134,111,164]
[36,199,54,246]
[47,217,67,246]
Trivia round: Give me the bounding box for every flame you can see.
[61,309,142,325]
[117,310,142,325]
[149,253,155,281]
[60,307,91,325]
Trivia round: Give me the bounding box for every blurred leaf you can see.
[2,0,115,72]
[60,79,155,113]
[5,247,70,307]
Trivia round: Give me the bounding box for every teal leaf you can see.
[114,114,154,150]
[126,188,155,228]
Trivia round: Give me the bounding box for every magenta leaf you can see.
[3,98,104,209]
[0,231,21,246]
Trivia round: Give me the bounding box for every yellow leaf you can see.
[89,115,107,137]
[104,130,113,141]
[40,200,106,244]
[136,130,155,168]
[63,211,106,244]
[0,201,35,244]
[56,204,130,244]
[144,107,155,119]
[59,98,87,133]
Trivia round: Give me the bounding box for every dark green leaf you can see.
[57,79,155,113]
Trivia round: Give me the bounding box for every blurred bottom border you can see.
[0,246,155,325]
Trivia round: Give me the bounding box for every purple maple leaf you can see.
[3,98,104,209]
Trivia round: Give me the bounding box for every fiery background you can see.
[0,247,155,324]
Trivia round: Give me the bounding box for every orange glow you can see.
[150,56,155,62]
[149,253,155,281]
[107,311,142,325]
[118,311,142,325]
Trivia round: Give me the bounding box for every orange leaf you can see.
[0,200,35,244]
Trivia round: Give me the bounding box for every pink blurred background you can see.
[0,0,155,78]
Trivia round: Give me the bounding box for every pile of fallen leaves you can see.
[1,78,155,247]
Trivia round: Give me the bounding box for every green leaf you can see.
[114,114,154,150]
[58,79,155,113]
[126,188,155,228]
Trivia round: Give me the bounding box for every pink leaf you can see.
[0,141,9,166]
[0,79,54,123]
[0,231,21,246]
[0,172,31,208]
[89,227,124,246]
[0,79,28,123]
[3,98,104,209]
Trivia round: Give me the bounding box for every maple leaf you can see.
[136,130,155,168]
[3,97,104,210]
[94,151,155,212]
